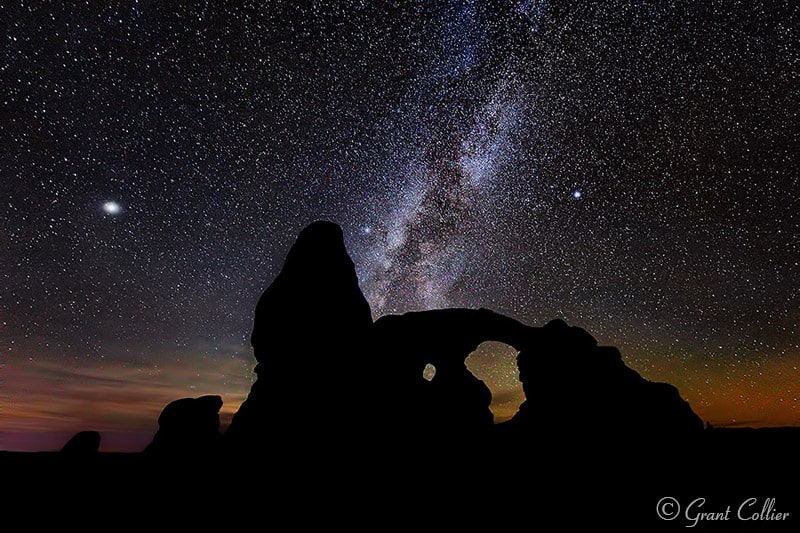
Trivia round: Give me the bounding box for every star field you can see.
[2,0,798,451]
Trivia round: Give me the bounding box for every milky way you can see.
[2,1,798,450]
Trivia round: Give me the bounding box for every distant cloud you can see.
[1,356,253,451]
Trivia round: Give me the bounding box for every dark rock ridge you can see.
[61,431,101,455]
[497,319,705,444]
[144,395,222,456]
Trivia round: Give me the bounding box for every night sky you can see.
[2,0,798,452]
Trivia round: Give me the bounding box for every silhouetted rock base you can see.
[144,395,223,456]
[4,429,798,530]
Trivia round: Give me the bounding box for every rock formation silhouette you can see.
[222,221,705,460]
[61,431,101,455]
[144,395,223,456]
[224,221,374,453]
[369,308,537,443]
[498,318,704,445]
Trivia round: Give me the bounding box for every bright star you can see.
[102,201,122,215]
[572,190,583,199]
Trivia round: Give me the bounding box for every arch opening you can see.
[465,341,524,424]
[422,363,436,382]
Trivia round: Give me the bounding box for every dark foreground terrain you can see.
[3,427,798,531]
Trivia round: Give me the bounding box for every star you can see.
[102,201,122,215]
[572,191,583,200]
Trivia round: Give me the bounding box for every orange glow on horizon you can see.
[2,346,798,452]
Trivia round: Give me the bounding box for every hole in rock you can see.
[422,363,436,382]
[465,341,524,423]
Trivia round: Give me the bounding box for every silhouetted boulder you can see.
[61,431,101,455]
[225,221,373,453]
[144,395,222,456]
[499,318,704,445]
